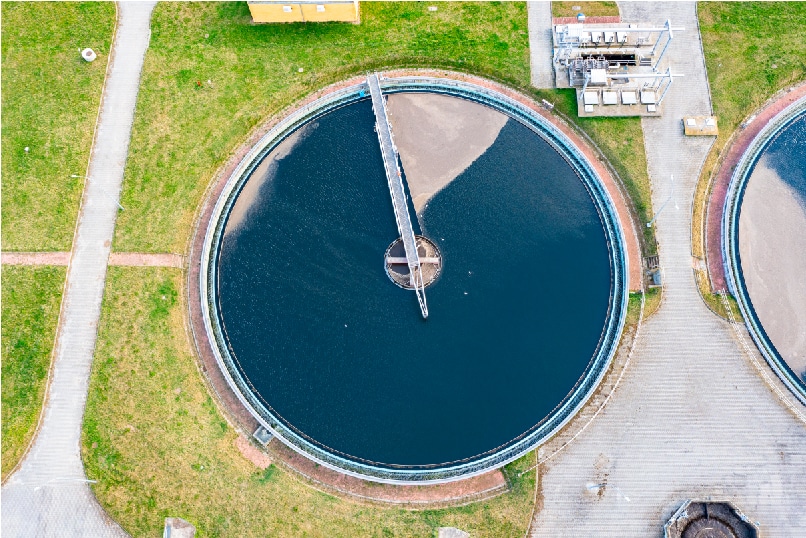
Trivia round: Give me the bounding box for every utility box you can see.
[683,115,719,136]
[248,1,359,23]
[164,518,195,538]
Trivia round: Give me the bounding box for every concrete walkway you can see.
[1,3,156,537]
[531,3,806,536]
[527,2,554,89]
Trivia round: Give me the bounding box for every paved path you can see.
[1,3,156,537]
[527,2,554,89]
[2,252,184,268]
[1,252,72,266]
[108,252,184,268]
[531,3,806,536]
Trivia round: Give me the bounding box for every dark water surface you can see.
[764,115,806,206]
[217,97,612,466]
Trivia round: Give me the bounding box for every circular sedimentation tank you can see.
[724,105,806,401]
[200,76,628,483]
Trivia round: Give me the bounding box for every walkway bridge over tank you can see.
[366,73,428,319]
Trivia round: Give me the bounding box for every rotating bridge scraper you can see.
[366,73,429,319]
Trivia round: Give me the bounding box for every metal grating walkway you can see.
[367,73,428,318]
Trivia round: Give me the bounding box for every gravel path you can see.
[530,3,806,536]
[1,3,156,537]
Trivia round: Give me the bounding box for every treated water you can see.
[217,97,613,466]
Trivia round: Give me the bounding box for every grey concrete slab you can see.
[528,2,555,88]
[438,528,470,538]
[530,3,806,536]
[1,3,156,537]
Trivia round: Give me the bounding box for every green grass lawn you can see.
[625,287,662,327]
[1,266,65,479]
[551,2,619,18]
[82,267,536,537]
[114,1,531,252]
[699,2,806,145]
[1,2,115,251]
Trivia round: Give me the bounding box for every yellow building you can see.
[247,1,359,23]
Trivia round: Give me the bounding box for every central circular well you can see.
[205,79,626,482]
[384,235,442,289]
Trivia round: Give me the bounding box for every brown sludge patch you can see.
[738,157,806,372]
[386,92,507,213]
[235,435,272,470]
